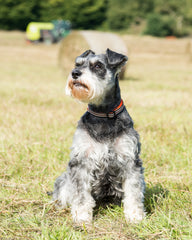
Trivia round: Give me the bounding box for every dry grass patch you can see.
[0,31,192,239]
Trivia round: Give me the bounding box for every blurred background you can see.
[0,1,192,239]
[0,0,192,37]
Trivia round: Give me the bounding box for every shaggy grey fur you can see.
[52,49,145,224]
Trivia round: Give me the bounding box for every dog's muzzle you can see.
[67,70,91,102]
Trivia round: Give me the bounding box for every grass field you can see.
[0,30,192,240]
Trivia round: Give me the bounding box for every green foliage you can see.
[154,0,185,15]
[184,6,192,24]
[0,0,192,35]
[149,0,192,36]
[0,0,107,30]
[40,0,67,22]
[0,0,42,30]
[144,14,176,37]
[64,0,107,29]
[144,13,190,37]
[106,0,154,30]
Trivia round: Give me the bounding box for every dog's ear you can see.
[80,50,95,58]
[106,48,128,68]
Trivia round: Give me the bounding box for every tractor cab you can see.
[26,20,71,43]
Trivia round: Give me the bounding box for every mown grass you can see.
[0,31,192,239]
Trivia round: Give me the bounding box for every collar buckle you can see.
[107,111,116,118]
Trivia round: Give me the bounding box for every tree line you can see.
[0,0,192,37]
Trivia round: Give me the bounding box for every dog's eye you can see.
[94,62,103,69]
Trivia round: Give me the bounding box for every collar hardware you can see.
[87,99,124,119]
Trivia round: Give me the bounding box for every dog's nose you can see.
[72,69,82,79]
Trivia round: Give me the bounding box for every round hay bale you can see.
[58,30,128,79]
[185,40,192,62]
[58,31,89,76]
[80,30,127,55]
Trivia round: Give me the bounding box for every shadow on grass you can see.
[144,183,169,214]
[47,184,168,220]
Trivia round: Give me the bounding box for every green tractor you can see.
[26,20,71,43]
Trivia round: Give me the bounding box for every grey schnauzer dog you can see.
[52,49,145,224]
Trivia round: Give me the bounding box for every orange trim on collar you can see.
[87,99,125,118]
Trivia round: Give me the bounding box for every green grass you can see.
[0,31,192,239]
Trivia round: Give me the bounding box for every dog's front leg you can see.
[69,164,95,224]
[71,194,95,225]
[123,166,145,223]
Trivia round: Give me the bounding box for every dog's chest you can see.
[70,127,137,199]
[71,127,136,171]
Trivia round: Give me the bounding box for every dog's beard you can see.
[67,78,90,102]
[65,73,93,102]
[65,70,112,105]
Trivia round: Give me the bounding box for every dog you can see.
[52,49,145,224]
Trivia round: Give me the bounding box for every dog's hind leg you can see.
[52,167,95,225]
[52,172,73,209]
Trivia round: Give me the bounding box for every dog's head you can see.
[65,49,128,105]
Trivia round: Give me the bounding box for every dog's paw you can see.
[72,205,93,225]
[73,215,92,225]
[124,207,145,223]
